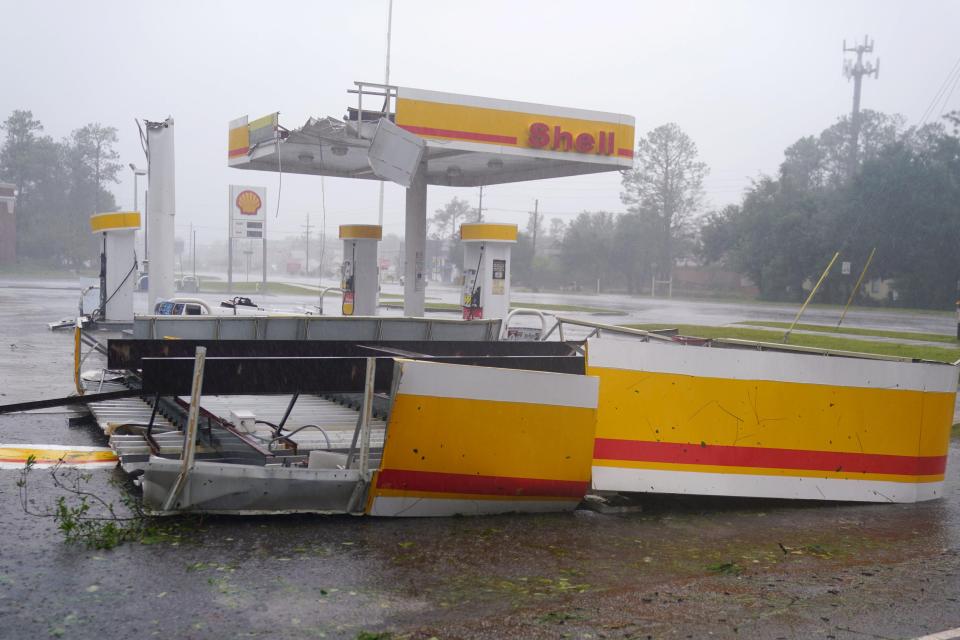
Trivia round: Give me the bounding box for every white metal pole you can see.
[146,118,176,304]
[163,345,206,511]
[227,189,233,294]
[130,171,147,259]
[403,162,427,316]
[130,164,146,261]
[358,357,375,477]
[143,190,149,272]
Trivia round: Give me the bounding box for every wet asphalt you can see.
[1,278,959,640]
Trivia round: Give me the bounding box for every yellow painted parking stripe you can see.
[0,445,117,466]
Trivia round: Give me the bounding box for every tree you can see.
[696,109,960,308]
[429,196,472,241]
[526,207,544,254]
[780,136,827,192]
[944,110,960,136]
[816,110,905,184]
[0,110,45,200]
[0,111,72,260]
[698,204,742,266]
[524,207,545,290]
[611,212,659,294]
[0,111,121,266]
[428,197,473,282]
[836,133,960,308]
[70,123,121,213]
[621,123,708,279]
[548,217,565,241]
[559,211,618,291]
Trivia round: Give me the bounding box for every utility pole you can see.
[302,211,313,276]
[477,185,484,222]
[843,36,879,176]
[531,199,540,256]
[191,225,197,281]
[129,164,146,263]
[530,199,540,291]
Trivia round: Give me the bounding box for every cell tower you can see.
[843,36,880,175]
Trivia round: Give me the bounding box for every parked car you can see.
[153,298,210,316]
[176,275,200,293]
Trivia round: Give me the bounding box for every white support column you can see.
[403,162,427,316]
[146,118,176,305]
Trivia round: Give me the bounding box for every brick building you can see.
[0,183,15,264]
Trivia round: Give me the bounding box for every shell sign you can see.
[394,87,635,168]
[229,185,266,239]
[235,189,262,216]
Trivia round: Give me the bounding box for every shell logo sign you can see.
[394,87,635,167]
[235,189,262,216]
[229,185,266,239]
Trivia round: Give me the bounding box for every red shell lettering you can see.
[574,133,595,153]
[528,122,550,148]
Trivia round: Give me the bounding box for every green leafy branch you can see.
[17,454,170,549]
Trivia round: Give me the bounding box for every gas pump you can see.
[89,212,141,323]
[338,225,382,316]
[459,223,517,321]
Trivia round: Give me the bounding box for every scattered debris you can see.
[580,493,644,515]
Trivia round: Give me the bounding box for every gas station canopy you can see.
[227,82,635,317]
[228,82,635,188]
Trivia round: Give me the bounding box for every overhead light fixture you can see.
[330,145,348,157]
[446,166,462,179]
[487,158,504,170]
[298,152,315,163]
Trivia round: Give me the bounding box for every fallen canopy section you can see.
[137,355,598,516]
[587,338,958,503]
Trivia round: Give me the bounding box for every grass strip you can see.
[737,321,957,344]
[622,323,960,363]
[199,282,327,296]
[512,301,625,314]
[378,300,623,314]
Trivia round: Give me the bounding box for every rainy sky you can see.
[2,0,959,245]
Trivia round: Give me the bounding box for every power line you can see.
[919,55,960,125]
[936,66,960,122]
